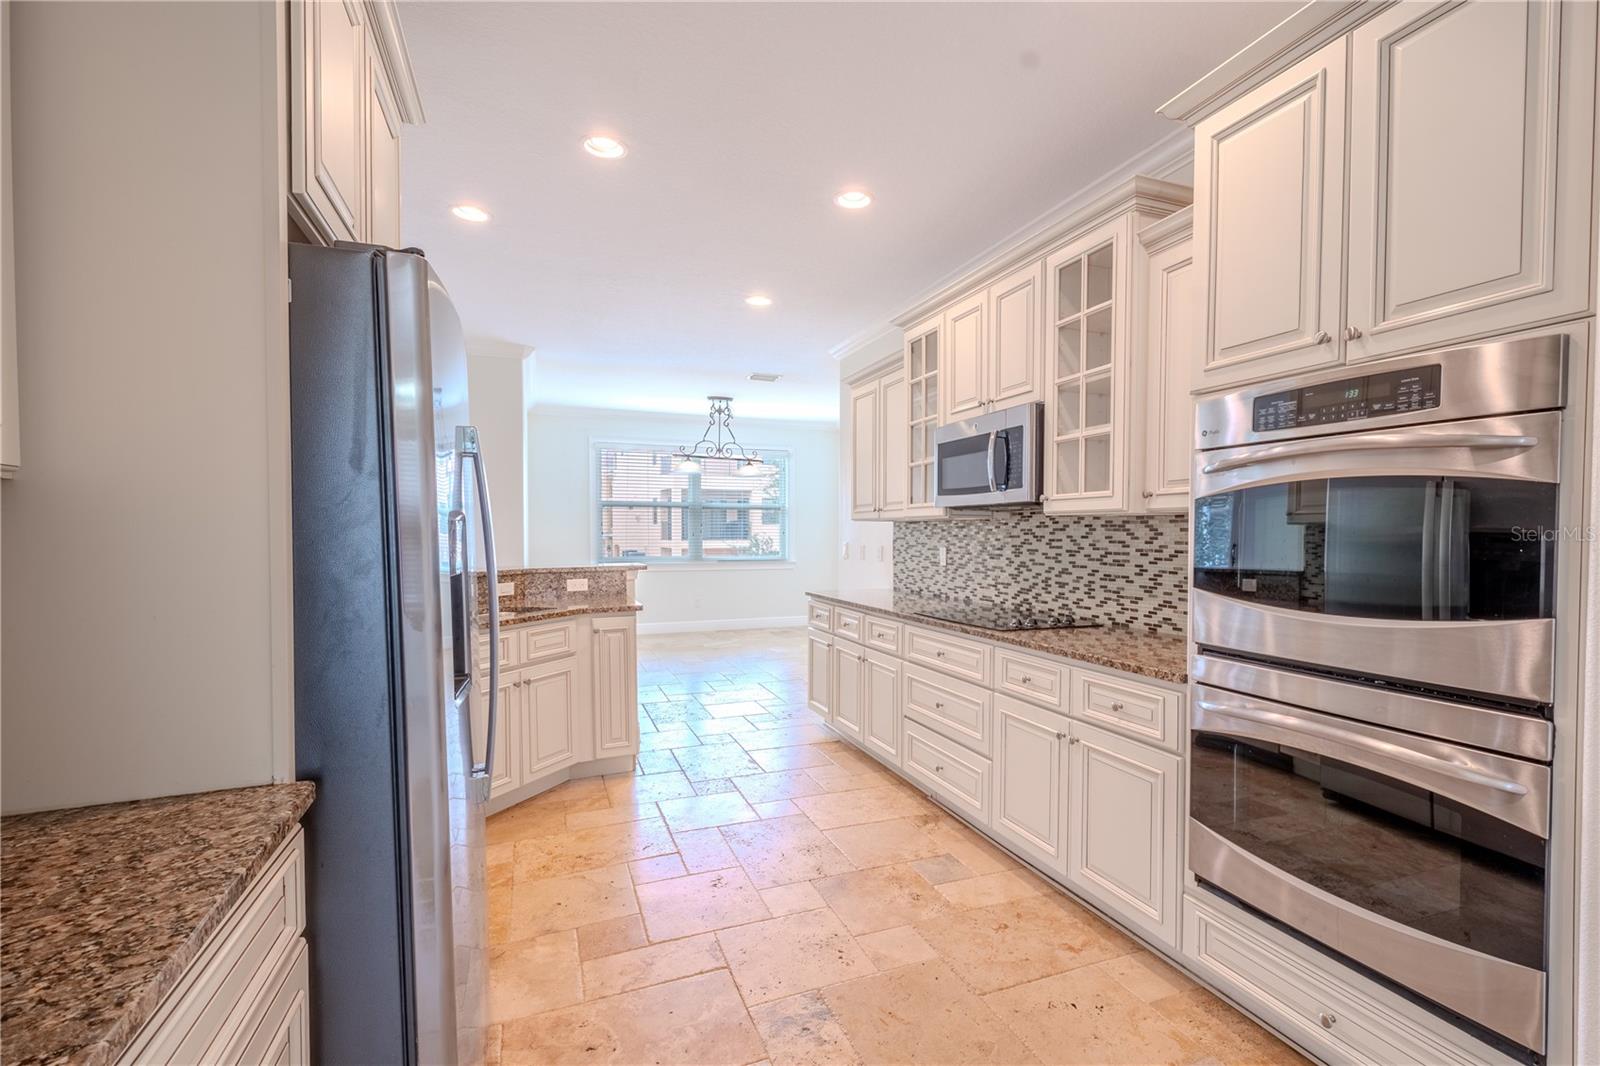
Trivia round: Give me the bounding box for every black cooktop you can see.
[908,602,1100,631]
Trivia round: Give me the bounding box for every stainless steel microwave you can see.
[934,401,1043,507]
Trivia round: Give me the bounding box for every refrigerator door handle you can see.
[458,426,499,787]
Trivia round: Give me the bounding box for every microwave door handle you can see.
[985,430,999,492]
[1194,698,1533,799]
[1200,432,1540,475]
[458,426,499,787]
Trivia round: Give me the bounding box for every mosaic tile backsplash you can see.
[893,511,1189,635]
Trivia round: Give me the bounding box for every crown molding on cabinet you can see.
[1137,204,1193,253]
[828,130,1194,360]
[364,1,426,124]
[1156,1,1384,125]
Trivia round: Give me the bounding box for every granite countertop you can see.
[809,590,1188,685]
[495,601,644,627]
[1,783,316,1066]
[480,564,648,576]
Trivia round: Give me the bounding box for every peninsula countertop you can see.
[807,589,1188,685]
[1,782,315,1066]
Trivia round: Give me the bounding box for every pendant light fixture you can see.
[676,396,762,475]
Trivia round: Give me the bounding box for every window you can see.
[594,442,790,563]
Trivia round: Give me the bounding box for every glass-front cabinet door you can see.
[903,315,942,515]
[1044,218,1128,513]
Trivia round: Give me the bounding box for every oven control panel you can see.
[1251,364,1442,433]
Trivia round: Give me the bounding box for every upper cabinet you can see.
[849,316,948,523]
[903,316,942,514]
[942,291,987,421]
[848,378,880,520]
[941,264,1046,422]
[1193,38,1347,389]
[1138,209,1197,513]
[1182,0,1596,391]
[290,1,423,248]
[1345,0,1597,362]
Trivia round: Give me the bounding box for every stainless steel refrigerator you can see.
[289,244,499,1065]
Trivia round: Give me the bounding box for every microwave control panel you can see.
[1251,364,1442,433]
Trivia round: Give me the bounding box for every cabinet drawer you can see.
[520,621,577,664]
[119,832,306,1065]
[833,607,865,642]
[226,939,309,1065]
[863,615,902,655]
[1182,895,1496,1065]
[903,625,990,685]
[476,626,519,671]
[1073,668,1180,750]
[808,601,834,631]
[902,663,991,756]
[903,720,991,826]
[994,648,1069,712]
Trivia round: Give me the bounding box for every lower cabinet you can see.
[862,648,902,766]
[235,942,310,1066]
[521,655,578,779]
[830,638,866,743]
[487,668,519,798]
[902,719,992,826]
[807,628,833,721]
[1066,719,1181,949]
[990,694,1069,874]
[592,615,638,756]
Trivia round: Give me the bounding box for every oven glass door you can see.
[1193,475,1556,622]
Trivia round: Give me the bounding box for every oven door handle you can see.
[1199,432,1539,475]
[1195,698,1529,796]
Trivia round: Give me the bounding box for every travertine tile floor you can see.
[485,627,1307,1066]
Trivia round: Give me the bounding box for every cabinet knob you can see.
[1319,1013,1337,1030]
[1055,731,1066,740]
[1068,735,1080,745]
[1314,330,1332,345]
[934,701,945,709]
[1021,675,1032,684]
[1345,326,1363,341]
[934,764,945,773]
[1141,491,1154,499]
[935,650,946,659]
[1111,701,1125,712]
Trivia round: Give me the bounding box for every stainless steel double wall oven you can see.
[1187,335,1568,1058]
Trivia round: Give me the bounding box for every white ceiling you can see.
[400,2,1297,421]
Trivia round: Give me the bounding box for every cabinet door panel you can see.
[989,262,1043,406]
[991,695,1067,873]
[1346,0,1595,360]
[592,618,637,756]
[1194,38,1346,388]
[862,649,901,765]
[1142,234,1197,511]
[523,660,577,778]
[879,370,910,515]
[365,31,403,249]
[831,640,865,742]
[480,671,519,797]
[807,630,832,721]
[944,291,987,420]
[849,380,879,518]
[290,0,365,243]
[1066,721,1180,949]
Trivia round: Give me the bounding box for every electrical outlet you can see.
[842,543,850,560]
[938,546,947,567]
[496,581,515,597]
[566,577,589,592]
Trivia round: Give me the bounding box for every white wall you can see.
[526,405,838,631]
[836,337,899,591]
[466,344,533,567]
[1,1,288,812]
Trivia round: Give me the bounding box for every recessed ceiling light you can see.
[833,190,872,210]
[744,294,773,308]
[450,204,490,223]
[748,372,783,383]
[583,135,628,159]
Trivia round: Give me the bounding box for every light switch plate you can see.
[496,581,515,597]
[566,577,590,592]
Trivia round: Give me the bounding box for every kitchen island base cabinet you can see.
[593,616,640,756]
[521,657,578,780]
[1066,720,1181,951]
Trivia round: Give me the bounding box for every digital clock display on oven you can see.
[1250,364,1441,433]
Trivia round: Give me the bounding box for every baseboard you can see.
[637,614,807,635]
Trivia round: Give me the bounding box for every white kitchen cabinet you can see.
[988,260,1045,408]
[363,24,403,249]
[862,648,901,766]
[591,615,638,757]
[520,655,578,779]
[903,315,943,515]
[1193,37,1347,389]
[1137,209,1197,512]
[1344,0,1596,362]
[878,369,910,515]
[1066,719,1181,950]
[234,943,310,1066]
[807,629,833,721]
[943,290,987,422]
[290,0,366,244]
[991,693,1068,875]
[848,379,879,519]
[831,638,866,743]
[480,668,519,798]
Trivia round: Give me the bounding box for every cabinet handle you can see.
[934,764,945,773]
[934,701,945,709]
[1314,330,1332,345]
[1141,490,1154,499]
[1319,1013,1337,1030]
[1345,326,1363,341]
[935,650,947,659]
[1020,675,1032,684]
[1055,731,1066,740]
[1068,735,1080,745]
[1111,701,1125,713]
